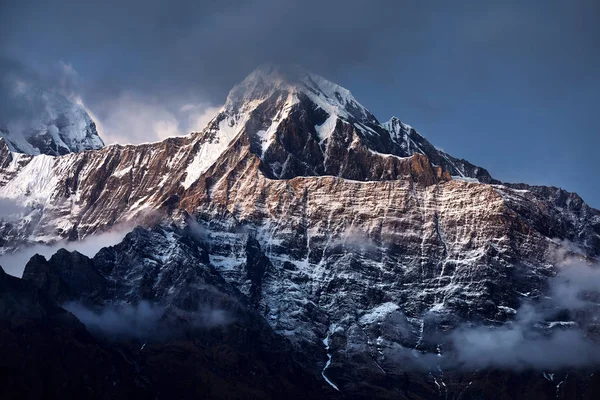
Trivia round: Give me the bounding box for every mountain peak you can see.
[183,64,496,185]
[0,85,104,156]
[224,64,376,124]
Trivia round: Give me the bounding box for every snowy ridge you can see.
[382,116,413,143]
[224,64,377,147]
[0,154,59,204]
[0,65,594,257]
[183,108,255,189]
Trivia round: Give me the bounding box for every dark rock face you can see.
[501,183,600,257]
[189,170,600,396]
[244,235,272,307]
[16,224,600,399]
[0,265,153,400]
[22,250,106,304]
[20,226,335,400]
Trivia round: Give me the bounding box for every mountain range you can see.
[0,64,599,399]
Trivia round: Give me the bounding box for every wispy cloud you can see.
[0,197,26,218]
[91,91,220,145]
[64,300,232,340]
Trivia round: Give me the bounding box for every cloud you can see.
[185,216,210,241]
[0,228,131,278]
[0,197,26,218]
[64,301,165,340]
[180,103,221,134]
[329,227,381,254]
[0,56,221,145]
[0,0,438,144]
[447,252,600,370]
[1,0,424,92]
[92,92,220,144]
[0,56,92,151]
[63,300,232,340]
[450,308,600,370]
[2,0,596,100]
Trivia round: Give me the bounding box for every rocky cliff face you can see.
[1,65,599,399]
[17,226,334,400]
[16,224,600,399]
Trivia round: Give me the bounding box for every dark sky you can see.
[1,0,598,207]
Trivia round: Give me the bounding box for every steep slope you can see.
[21,225,335,400]
[18,224,600,400]
[0,65,463,251]
[188,64,494,183]
[0,87,104,156]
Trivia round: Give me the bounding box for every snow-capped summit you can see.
[0,86,104,156]
[224,64,376,125]
[183,64,389,186]
[185,64,495,184]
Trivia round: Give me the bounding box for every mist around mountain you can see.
[0,70,104,156]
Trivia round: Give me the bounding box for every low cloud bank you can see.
[0,228,131,277]
[64,301,164,340]
[64,301,232,340]
[451,307,600,370]
[448,250,600,370]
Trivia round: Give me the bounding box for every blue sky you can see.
[1,0,598,207]
[342,2,599,206]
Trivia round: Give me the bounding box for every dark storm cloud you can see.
[0,0,433,100]
[0,0,442,143]
[1,0,597,116]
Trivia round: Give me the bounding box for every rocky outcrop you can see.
[22,250,106,304]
